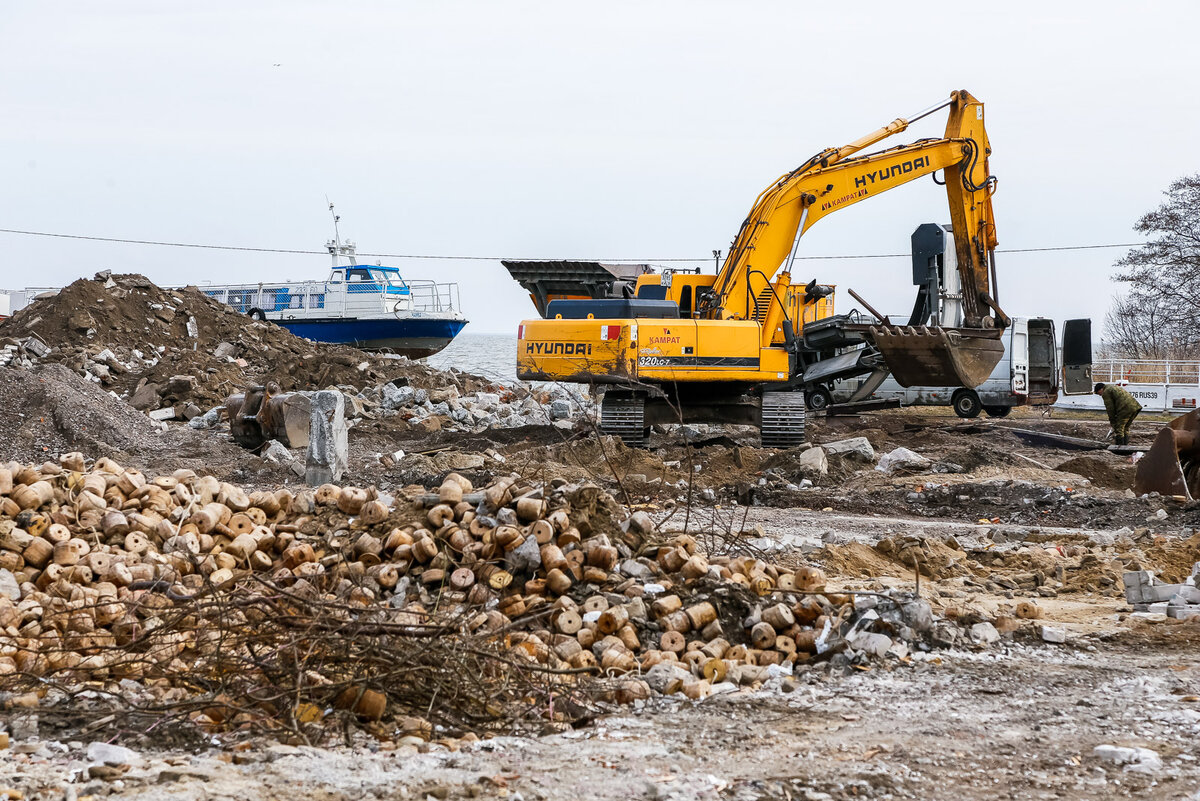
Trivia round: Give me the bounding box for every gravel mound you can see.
[0,363,268,477]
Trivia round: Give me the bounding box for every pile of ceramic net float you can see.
[0,452,926,736]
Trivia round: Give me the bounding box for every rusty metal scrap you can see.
[1134,408,1200,500]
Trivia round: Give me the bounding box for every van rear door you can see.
[1009,318,1029,396]
[1061,318,1093,394]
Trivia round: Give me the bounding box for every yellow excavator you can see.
[509,90,1010,446]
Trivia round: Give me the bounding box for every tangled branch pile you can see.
[0,454,933,745]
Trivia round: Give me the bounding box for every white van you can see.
[832,316,1093,417]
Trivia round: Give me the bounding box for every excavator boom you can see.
[706,89,1006,386]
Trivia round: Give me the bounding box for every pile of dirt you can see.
[0,273,477,408]
[1055,454,1137,491]
[0,363,272,479]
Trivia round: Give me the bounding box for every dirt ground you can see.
[5,505,1200,800]
[5,301,1200,799]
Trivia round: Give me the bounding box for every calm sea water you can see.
[425,333,518,383]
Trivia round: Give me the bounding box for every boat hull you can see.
[275,316,468,359]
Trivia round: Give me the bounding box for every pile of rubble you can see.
[0,453,967,742]
[0,273,484,415]
[1124,564,1200,619]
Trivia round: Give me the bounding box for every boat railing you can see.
[197,278,463,317]
[404,280,462,314]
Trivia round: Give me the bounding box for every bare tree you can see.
[1102,291,1199,360]
[1107,174,1200,358]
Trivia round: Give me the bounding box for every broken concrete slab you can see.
[305,390,348,485]
[798,446,828,475]
[1123,570,1186,604]
[823,437,876,462]
[970,622,1001,644]
[876,447,932,474]
[262,440,293,464]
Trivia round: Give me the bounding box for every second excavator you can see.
[509,89,1010,446]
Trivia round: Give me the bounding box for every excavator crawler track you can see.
[760,391,807,449]
[600,392,647,447]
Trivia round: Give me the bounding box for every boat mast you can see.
[326,201,357,268]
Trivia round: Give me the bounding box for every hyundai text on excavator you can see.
[508,90,1010,447]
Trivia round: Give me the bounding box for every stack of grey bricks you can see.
[1124,565,1200,619]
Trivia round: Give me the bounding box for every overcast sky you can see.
[2,1,1198,340]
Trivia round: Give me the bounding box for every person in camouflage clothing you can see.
[1094,382,1142,445]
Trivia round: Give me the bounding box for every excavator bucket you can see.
[868,325,1005,388]
[1134,408,1200,500]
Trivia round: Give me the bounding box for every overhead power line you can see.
[0,226,1147,263]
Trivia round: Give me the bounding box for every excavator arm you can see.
[704,90,1007,387]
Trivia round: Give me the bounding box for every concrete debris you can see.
[822,437,875,462]
[798,446,828,475]
[970,622,1001,644]
[86,741,145,767]
[1124,568,1200,617]
[187,406,223,429]
[5,271,1200,792]
[305,390,348,485]
[0,567,19,600]
[261,439,293,464]
[876,446,932,474]
[1093,744,1162,772]
[1040,626,1067,643]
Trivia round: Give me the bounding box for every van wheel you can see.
[805,385,833,411]
[248,308,267,322]
[952,390,982,419]
[983,405,1012,418]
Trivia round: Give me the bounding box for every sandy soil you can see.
[5,502,1200,801]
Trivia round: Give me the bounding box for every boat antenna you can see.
[325,198,357,267]
[328,199,341,249]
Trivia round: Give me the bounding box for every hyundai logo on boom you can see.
[854,156,929,188]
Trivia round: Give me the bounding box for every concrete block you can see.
[1171,585,1200,605]
[1169,607,1200,620]
[1145,584,1186,603]
[1123,570,1185,604]
[305,390,348,485]
[1041,626,1067,643]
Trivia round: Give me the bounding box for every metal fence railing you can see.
[1091,359,1200,386]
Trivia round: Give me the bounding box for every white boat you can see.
[200,213,468,357]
